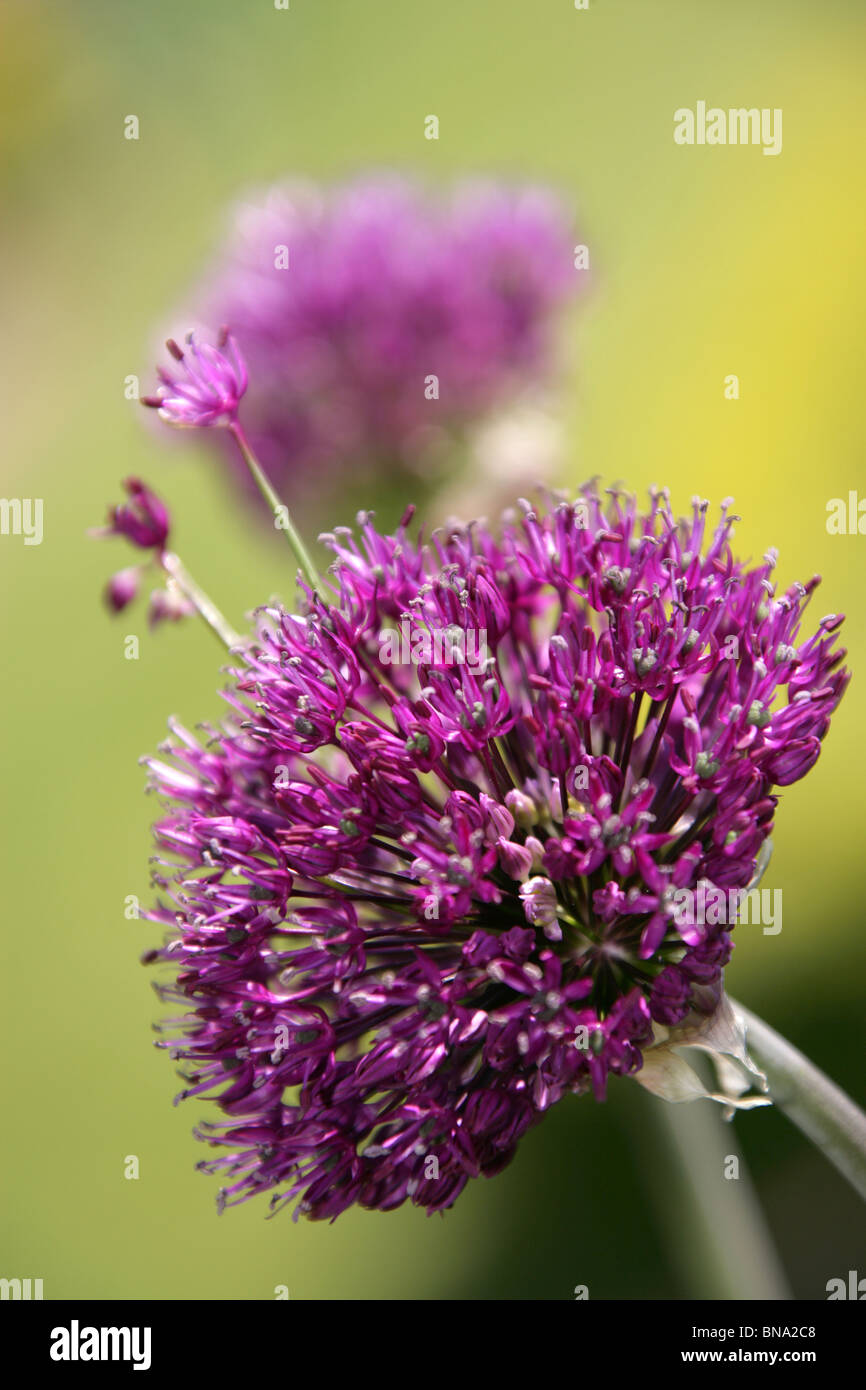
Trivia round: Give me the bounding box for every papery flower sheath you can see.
[144,488,847,1219]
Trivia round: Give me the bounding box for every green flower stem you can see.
[230,422,320,590]
[638,1089,791,1299]
[160,551,243,651]
[733,999,866,1203]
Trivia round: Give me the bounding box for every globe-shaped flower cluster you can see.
[145,487,847,1219]
[176,177,577,494]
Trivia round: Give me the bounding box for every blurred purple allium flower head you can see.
[167,176,579,496]
[143,486,847,1219]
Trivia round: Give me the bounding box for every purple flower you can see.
[143,330,248,429]
[168,177,577,494]
[102,477,170,551]
[143,488,847,1219]
[93,479,198,631]
[148,585,196,629]
[105,566,140,613]
[94,478,172,624]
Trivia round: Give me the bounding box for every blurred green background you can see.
[2,0,865,1300]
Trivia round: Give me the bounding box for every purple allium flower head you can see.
[143,329,248,429]
[143,487,847,1219]
[171,177,577,493]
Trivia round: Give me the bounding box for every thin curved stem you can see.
[646,1094,791,1299]
[160,551,242,650]
[732,998,866,1203]
[229,423,320,590]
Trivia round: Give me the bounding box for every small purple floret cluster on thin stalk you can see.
[91,476,195,630]
[96,330,851,1221]
[142,328,248,429]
